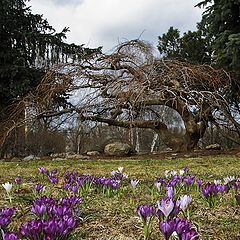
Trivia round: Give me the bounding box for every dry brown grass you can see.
[0,154,240,239]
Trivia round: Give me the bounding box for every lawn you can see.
[0,154,240,239]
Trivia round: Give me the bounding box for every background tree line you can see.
[0,0,239,156]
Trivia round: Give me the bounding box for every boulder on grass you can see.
[86,151,100,156]
[66,154,90,160]
[104,142,132,156]
[23,155,40,161]
[205,143,221,150]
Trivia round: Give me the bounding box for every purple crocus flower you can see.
[0,207,16,229]
[31,203,47,218]
[201,183,218,198]
[43,219,58,236]
[64,183,71,190]
[196,179,203,187]
[167,176,180,187]
[183,176,195,185]
[35,183,44,193]
[175,217,192,236]
[60,196,82,208]
[156,178,166,185]
[52,205,71,218]
[159,219,175,240]
[166,187,174,199]
[157,198,174,218]
[72,185,78,194]
[137,205,156,224]
[38,167,47,174]
[58,216,77,235]
[14,176,21,184]
[111,180,121,189]
[217,184,227,194]
[49,169,58,176]
[182,228,199,240]
[48,176,59,184]
[20,220,43,238]
[3,232,19,240]
[233,178,240,190]
[183,166,189,173]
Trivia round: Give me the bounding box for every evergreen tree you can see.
[196,0,240,76]
[157,26,211,64]
[0,0,100,114]
[157,27,181,59]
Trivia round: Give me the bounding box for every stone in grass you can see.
[66,154,90,160]
[52,157,66,161]
[104,142,132,156]
[23,155,40,161]
[205,143,221,150]
[86,151,100,156]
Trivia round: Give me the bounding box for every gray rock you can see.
[205,143,221,150]
[104,142,132,156]
[86,151,100,156]
[23,155,36,161]
[50,153,66,158]
[52,157,66,161]
[66,154,90,160]
[65,152,76,157]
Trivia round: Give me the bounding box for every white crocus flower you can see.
[117,167,124,173]
[123,173,128,179]
[2,182,13,193]
[171,231,179,240]
[214,179,222,185]
[164,170,170,178]
[179,169,185,176]
[155,182,162,191]
[223,176,236,184]
[131,179,139,188]
[2,182,13,203]
[177,195,192,211]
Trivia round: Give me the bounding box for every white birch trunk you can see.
[150,133,159,153]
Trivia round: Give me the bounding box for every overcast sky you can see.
[28,0,203,53]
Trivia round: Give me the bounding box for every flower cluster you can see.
[0,207,15,229]
[63,170,125,197]
[137,205,156,224]
[20,195,82,239]
[201,182,226,207]
[160,217,198,240]
[38,167,59,184]
[137,193,198,240]
[0,196,82,240]
[157,196,198,240]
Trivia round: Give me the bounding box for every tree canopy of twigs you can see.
[1,40,239,154]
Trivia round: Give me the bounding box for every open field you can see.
[0,153,240,239]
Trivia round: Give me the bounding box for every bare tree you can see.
[0,40,238,154]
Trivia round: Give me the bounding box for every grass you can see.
[0,154,240,239]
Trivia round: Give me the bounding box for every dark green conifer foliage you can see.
[0,0,100,112]
[157,26,212,64]
[196,0,240,76]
